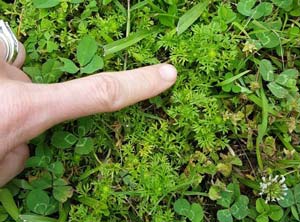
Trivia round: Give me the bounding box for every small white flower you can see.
[259,174,288,203]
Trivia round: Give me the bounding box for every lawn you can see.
[0,0,300,221]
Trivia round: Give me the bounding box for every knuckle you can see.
[92,75,121,111]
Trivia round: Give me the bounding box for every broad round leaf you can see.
[81,55,104,74]
[174,198,190,217]
[26,190,58,216]
[47,161,65,178]
[217,209,233,222]
[259,59,274,82]
[278,189,295,208]
[77,36,98,67]
[237,0,256,16]
[51,131,78,149]
[189,203,204,222]
[256,214,269,222]
[231,195,249,220]
[75,137,94,155]
[60,58,79,74]
[53,186,73,203]
[269,205,283,221]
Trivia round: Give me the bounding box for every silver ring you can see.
[0,20,19,64]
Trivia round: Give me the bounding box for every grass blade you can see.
[217,70,250,86]
[0,188,19,220]
[177,0,209,35]
[103,29,158,56]
[19,215,58,222]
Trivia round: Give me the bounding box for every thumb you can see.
[22,64,177,141]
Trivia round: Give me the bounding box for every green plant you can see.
[256,198,284,222]
[216,183,250,222]
[278,184,300,221]
[0,0,300,221]
[174,198,204,222]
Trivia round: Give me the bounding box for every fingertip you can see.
[159,64,178,82]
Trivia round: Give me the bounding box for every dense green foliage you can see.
[1,0,300,221]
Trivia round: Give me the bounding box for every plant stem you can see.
[123,0,131,71]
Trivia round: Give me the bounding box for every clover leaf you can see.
[217,183,249,222]
[174,198,204,222]
[26,189,58,216]
[278,184,300,220]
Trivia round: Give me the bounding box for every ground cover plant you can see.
[0,0,300,221]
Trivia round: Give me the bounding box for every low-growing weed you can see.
[0,0,300,221]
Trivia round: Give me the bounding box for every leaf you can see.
[51,131,78,149]
[189,203,204,222]
[70,0,84,3]
[278,189,295,207]
[103,0,113,5]
[47,161,65,178]
[103,30,157,56]
[217,186,234,208]
[256,31,280,49]
[78,117,94,137]
[77,36,98,66]
[231,195,249,220]
[269,205,283,221]
[291,205,300,221]
[26,190,58,216]
[53,186,73,203]
[217,209,233,222]
[294,184,300,203]
[267,82,289,99]
[237,0,256,16]
[280,69,299,79]
[217,70,250,86]
[81,55,104,74]
[75,137,94,155]
[252,3,273,19]
[0,189,19,220]
[33,0,60,8]
[25,156,51,168]
[256,214,269,222]
[217,163,232,177]
[177,1,209,35]
[272,0,293,11]
[259,59,274,81]
[218,5,237,24]
[19,214,58,222]
[60,58,79,74]
[256,198,268,214]
[41,59,63,83]
[174,198,190,217]
[30,173,52,190]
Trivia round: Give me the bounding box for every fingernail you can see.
[159,64,177,82]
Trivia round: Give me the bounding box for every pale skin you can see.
[0,41,177,187]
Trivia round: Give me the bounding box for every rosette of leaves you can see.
[51,117,95,155]
[259,59,299,99]
[278,184,300,221]
[174,198,204,222]
[255,198,283,222]
[60,35,104,75]
[216,183,249,222]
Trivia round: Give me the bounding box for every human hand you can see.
[0,41,177,187]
